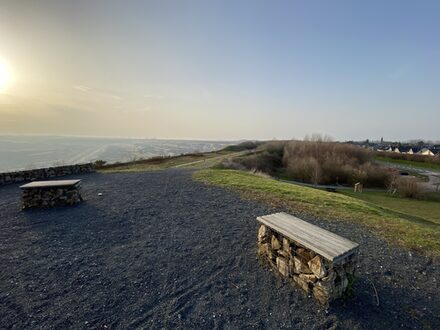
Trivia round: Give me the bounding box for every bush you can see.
[223,141,263,152]
[264,140,287,156]
[282,141,389,186]
[94,160,107,168]
[395,177,424,199]
[287,157,322,184]
[236,151,282,174]
[233,140,392,187]
[217,158,246,170]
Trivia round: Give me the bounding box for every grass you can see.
[342,191,440,225]
[98,150,244,173]
[375,155,440,171]
[194,169,440,258]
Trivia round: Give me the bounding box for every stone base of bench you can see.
[257,224,357,304]
[21,186,83,209]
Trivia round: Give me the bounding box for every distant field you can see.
[99,150,243,173]
[194,169,440,258]
[375,155,440,171]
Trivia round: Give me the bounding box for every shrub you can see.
[236,151,282,174]
[94,160,107,168]
[264,140,287,156]
[217,158,246,171]
[282,141,389,186]
[286,157,321,184]
[223,141,263,152]
[233,139,391,187]
[395,177,424,199]
[359,163,391,187]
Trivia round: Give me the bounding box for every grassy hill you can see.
[98,150,246,173]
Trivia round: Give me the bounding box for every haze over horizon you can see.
[0,0,439,141]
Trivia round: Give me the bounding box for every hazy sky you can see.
[0,0,439,141]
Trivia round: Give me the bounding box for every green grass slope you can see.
[342,191,440,225]
[99,150,243,173]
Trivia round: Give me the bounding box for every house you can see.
[398,146,411,154]
[383,146,394,152]
[396,146,420,154]
[418,147,435,156]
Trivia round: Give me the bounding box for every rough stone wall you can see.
[0,163,95,186]
[257,224,357,304]
[22,185,83,209]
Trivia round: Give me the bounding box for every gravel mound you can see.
[0,169,439,329]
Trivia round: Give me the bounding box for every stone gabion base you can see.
[257,224,357,304]
[22,186,83,209]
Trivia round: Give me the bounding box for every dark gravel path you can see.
[0,170,439,329]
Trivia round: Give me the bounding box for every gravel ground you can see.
[0,169,439,329]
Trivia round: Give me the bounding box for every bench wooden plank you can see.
[20,180,81,189]
[257,212,359,262]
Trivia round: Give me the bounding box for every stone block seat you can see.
[20,180,83,209]
[257,212,359,304]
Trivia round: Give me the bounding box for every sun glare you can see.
[0,58,12,93]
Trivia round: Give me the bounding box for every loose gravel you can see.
[0,169,439,329]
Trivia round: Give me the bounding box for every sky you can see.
[0,0,439,141]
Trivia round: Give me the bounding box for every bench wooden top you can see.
[257,212,359,262]
[20,180,81,189]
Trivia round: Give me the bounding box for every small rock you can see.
[271,235,281,250]
[276,257,289,277]
[308,256,327,278]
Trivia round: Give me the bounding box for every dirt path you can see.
[172,150,247,169]
[0,170,439,329]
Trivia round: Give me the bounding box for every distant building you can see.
[398,146,412,154]
[419,148,435,156]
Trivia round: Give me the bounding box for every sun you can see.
[0,58,13,93]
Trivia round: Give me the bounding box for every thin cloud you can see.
[73,85,122,100]
[143,94,163,99]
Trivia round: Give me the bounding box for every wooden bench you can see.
[20,180,83,209]
[257,212,359,304]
